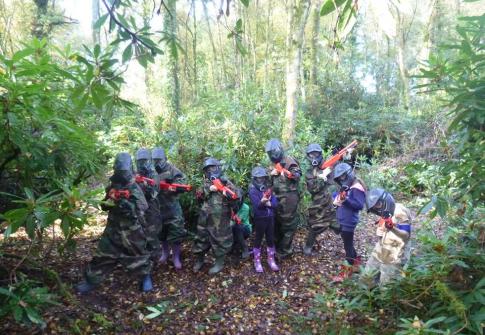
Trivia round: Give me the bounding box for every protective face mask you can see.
[111,170,132,185]
[307,152,322,167]
[252,182,266,192]
[253,177,267,191]
[137,160,151,175]
[153,159,167,174]
[268,149,283,163]
[205,166,221,180]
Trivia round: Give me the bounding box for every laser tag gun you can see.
[135,175,156,186]
[231,211,242,225]
[263,188,272,199]
[320,140,358,169]
[211,178,238,200]
[377,216,394,230]
[107,188,131,201]
[274,163,296,179]
[159,181,193,193]
[338,185,349,201]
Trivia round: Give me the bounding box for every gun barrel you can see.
[212,179,238,199]
[320,140,358,169]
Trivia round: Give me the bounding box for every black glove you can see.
[219,176,229,185]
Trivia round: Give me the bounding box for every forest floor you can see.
[1,208,435,335]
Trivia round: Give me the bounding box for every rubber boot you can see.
[172,243,182,270]
[140,274,153,292]
[303,231,317,256]
[208,256,225,275]
[352,256,362,273]
[158,241,170,264]
[267,247,280,272]
[238,232,250,259]
[193,254,205,273]
[76,280,96,294]
[253,248,263,273]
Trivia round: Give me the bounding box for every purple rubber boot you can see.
[172,243,182,270]
[267,247,280,272]
[253,248,263,273]
[158,241,169,264]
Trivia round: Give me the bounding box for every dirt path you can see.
[1,212,405,334]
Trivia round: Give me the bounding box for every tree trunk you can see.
[417,0,437,90]
[309,0,322,87]
[202,0,218,89]
[263,0,273,92]
[32,0,49,38]
[192,0,197,98]
[164,0,181,116]
[389,1,410,109]
[92,0,100,44]
[282,0,311,146]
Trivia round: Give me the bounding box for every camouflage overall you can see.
[270,156,301,258]
[157,163,187,243]
[192,179,236,258]
[84,182,152,285]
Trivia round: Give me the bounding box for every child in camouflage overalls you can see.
[76,152,153,293]
[192,158,239,275]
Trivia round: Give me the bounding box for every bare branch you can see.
[100,0,156,52]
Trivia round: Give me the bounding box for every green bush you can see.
[294,14,485,335]
[0,278,59,329]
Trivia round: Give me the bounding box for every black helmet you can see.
[333,162,355,188]
[251,166,268,192]
[152,147,167,173]
[135,148,152,176]
[265,138,284,163]
[111,152,134,185]
[306,143,323,167]
[136,148,151,160]
[366,188,395,218]
[202,157,222,180]
[114,152,133,171]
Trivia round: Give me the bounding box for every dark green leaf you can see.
[122,44,133,64]
[93,44,101,58]
[137,54,148,68]
[320,0,347,16]
[93,14,109,30]
[235,19,243,31]
[12,48,35,62]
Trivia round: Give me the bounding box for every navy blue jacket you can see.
[334,185,366,232]
[248,185,278,219]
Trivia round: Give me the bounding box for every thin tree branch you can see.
[157,0,171,18]
[100,0,156,52]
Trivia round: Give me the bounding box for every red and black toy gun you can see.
[274,163,295,179]
[263,188,272,199]
[338,185,349,201]
[320,140,358,169]
[231,211,242,225]
[159,181,193,193]
[136,175,192,193]
[377,217,394,230]
[211,178,238,200]
[135,175,156,186]
[108,189,130,201]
